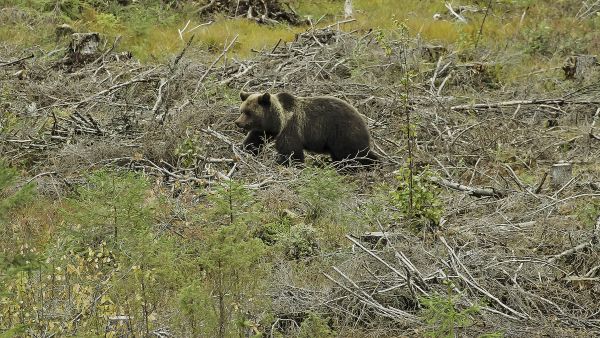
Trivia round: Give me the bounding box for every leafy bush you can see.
[277,223,320,260]
[175,131,204,168]
[389,167,443,231]
[525,22,553,56]
[1,169,185,336]
[0,162,38,333]
[298,312,335,338]
[420,294,479,338]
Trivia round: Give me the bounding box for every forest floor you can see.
[1,1,600,337]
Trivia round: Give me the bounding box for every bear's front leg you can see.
[243,130,271,155]
[275,137,304,165]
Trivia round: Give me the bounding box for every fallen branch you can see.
[428,176,508,198]
[325,267,421,322]
[346,234,407,281]
[19,171,58,187]
[547,239,598,264]
[451,99,600,111]
[92,35,121,65]
[75,77,159,108]
[445,2,467,23]
[219,63,256,85]
[590,107,600,140]
[548,216,599,264]
[440,236,529,319]
[195,34,239,90]
[156,36,196,121]
[178,20,213,41]
[195,0,216,14]
[0,53,34,67]
[152,78,168,117]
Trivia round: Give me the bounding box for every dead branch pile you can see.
[196,0,306,25]
[1,26,600,336]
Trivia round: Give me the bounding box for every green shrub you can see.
[389,168,443,231]
[420,294,479,338]
[254,216,293,246]
[525,22,553,56]
[179,179,270,337]
[0,162,39,328]
[177,284,218,337]
[175,131,204,168]
[277,223,320,260]
[298,312,335,338]
[0,162,35,220]
[296,167,355,223]
[295,167,358,248]
[576,197,600,229]
[61,170,154,251]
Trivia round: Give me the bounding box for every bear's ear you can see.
[240,91,251,101]
[258,92,271,106]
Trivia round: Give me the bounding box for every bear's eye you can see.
[244,111,251,116]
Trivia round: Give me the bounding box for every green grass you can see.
[1,0,599,71]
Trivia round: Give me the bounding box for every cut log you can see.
[359,232,403,246]
[55,23,74,41]
[563,55,598,80]
[67,32,101,64]
[106,316,131,335]
[551,162,573,190]
[420,44,447,62]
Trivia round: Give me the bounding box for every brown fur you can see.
[235,91,379,168]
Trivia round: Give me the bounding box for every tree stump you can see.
[562,55,598,80]
[344,0,353,19]
[105,316,130,336]
[551,162,573,190]
[67,32,101,65]
[420,44,447,62]
[55,23,74,41]
[359,232,402,247]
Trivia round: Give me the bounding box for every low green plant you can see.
[205,179,259,226]
[0,162,35,220]
[298,312,335,338]
[198,221,269,337]
[254,217,292,245]
[175,131,204,168]
[1,169,186,336]
[420,293,479,338]
[0,164,39,332]
[296,167,355,223]
[94,12,120,32]
[177,284,218,337]
[61,170,154,250]
[525,22,553,56]
[277,223,320,260]
[576,197,600,229]
[389,167,443,231]
[179,179,270,338]
[296,167,358,247]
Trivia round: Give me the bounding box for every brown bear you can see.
[234,91,379,168]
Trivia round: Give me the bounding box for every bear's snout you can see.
[234,117,247,129]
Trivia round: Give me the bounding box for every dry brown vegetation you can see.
[2,2,600,337]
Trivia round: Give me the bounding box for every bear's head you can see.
[235,91,277,132]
